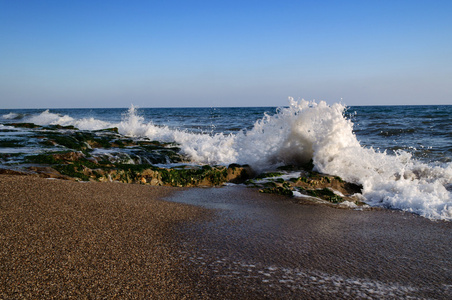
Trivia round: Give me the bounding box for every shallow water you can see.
[168,186,452,299]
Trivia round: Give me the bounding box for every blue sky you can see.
[1,0,451,108]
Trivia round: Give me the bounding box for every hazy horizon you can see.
[2,102,452,111]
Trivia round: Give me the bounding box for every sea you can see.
[1,99,451,221]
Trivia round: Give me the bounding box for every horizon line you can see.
[1,103,451,110]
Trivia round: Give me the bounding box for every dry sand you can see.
[1,175,451,299]
[0,175,210,299]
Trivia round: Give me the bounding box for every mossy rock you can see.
[306,188,343,203]
[54,164,90,181]
[95,127,119,133]
[44,134,86,150]
[255,172,284,179]
[26,153,61,165]
[158,166,228,187]
[10,123,41,129]
[262,181,277,188]
[259,187,293,196]
[226,164,254,183]
[44,124,78,130]
[0,140,24,147]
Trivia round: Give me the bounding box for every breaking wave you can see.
[21,100,452,220]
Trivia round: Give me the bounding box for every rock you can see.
[251,168,364,206]
[0,168,30,176]
[10,123,41,129]
[27,166,74,180]
[291,173,362,197]
[226,164,254,183]
[51,151,85,162]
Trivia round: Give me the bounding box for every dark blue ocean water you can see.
[351,105,451,163]
[1,105,450,163]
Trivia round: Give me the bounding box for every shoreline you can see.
[1,175,451,299]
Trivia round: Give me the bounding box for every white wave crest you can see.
[120,100,452,220]
[18,101,452,220]
[2,112,21,119]
[26,109,112,130]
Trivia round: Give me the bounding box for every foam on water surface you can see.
[2,112,21,120]
[26,109,112,131]
[182,255,424,298]
[3,100,451,220]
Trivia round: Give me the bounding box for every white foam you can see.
[26,109,112,130]
[339,201,358,208]
[2,112,20,119]
[19,101,452,220]
[292,191,310,198]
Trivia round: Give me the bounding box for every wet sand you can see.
[1,175,451,299]
[166,187,452,299]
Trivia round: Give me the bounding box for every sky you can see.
[1,0,451,108]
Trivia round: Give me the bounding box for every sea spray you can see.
[116,101,451,220]
[117,105,239,165]
[250,99,451,220]
[26,109,112,130]
[6,101,452,220]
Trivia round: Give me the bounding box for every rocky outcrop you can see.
[24,151,254,187]
[3,122,363,205]
[247,168,364,206]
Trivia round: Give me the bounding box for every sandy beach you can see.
[1,175,451,299]
[0,175,210,299]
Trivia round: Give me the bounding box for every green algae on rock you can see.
[255,164,364,206]
[24,150,254,187]
[4,122,362,201]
